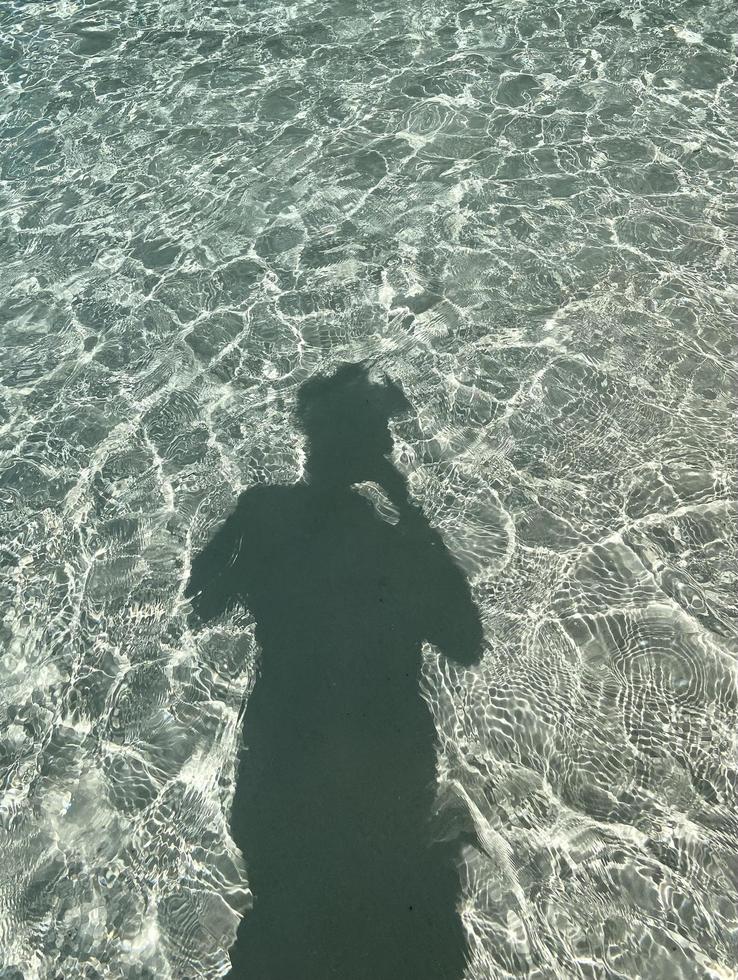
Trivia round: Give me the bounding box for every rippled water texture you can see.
[1,1,737,977]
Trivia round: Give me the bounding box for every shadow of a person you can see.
[187,363,483,979]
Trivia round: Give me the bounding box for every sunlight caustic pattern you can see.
[0,0,736,977]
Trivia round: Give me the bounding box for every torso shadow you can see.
[188,472,482,980]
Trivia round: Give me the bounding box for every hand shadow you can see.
[187,363,483,980]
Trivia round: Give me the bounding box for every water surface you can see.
[0,1,736,978]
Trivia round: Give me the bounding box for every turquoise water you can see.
[1,1,737,978]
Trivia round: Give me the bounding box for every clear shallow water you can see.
[0,0,737,978]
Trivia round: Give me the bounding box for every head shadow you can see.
[296,361,412,490]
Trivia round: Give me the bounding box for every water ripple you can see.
[1,0,736,977]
